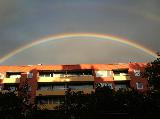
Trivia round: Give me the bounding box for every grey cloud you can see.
[1,38,155,65]
[0,0,159,64]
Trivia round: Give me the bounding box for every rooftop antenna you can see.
[156,52,160,57]
[129,58,132,63]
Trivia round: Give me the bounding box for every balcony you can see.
[2,78,20,83]
[37,104,59,110]
[36,90,66,96]
[38,76,94,82]
[36,89,95,96]
[0,90,18,95]
[113,75,130,81]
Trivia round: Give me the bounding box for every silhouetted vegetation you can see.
[0,91,24,119]
[145,58,160,90]
[0,87,160,119]
[55,89,96,119]
[54,86,160,119]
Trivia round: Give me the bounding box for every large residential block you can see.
[0,63,148,110]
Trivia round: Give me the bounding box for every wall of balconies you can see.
[2,72,21,83]
[113,69,131,81]
[2,78,20,83]
[0,90,18,95]
[37,104,59,110]
[113,75,131,81]
[38,76,94,82]
[36,89,94,96]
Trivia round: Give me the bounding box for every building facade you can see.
[0,63,148,110]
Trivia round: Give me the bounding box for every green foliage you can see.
[145,58,160,90]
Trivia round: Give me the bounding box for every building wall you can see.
[129,63,148,91]
[0,63,149,109]
[19,70,38,104]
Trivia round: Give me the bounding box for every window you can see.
[4,85,18,91]
[0,73,4,79]
[27,72,33,78]
[53,85,66,90]
[9,86,17,91]
[107,71,113,77]
[96,83,113,89]
[6,72,21,78]
[10,75,21,78]
[68,84,93,90]
[54,74,65,77]
[134,70,141,77]
[38,84,66,90]
[38,97,64,105]
[95,70,113,77]
[0,85,2,90]
[39,85,52,90]
[53,71,66,77]
[39,72,53,77]
[115,84,127,91]
[136,82,143,89]
[39,99,48,104]
[67,70,93,76]
[113,69,128,76]
[39,70,93,78]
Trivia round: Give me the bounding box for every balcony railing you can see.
[113,75,131,81]
[38,76,94,82]
[2,78,20,83]
[37,104,59,110]
[36,89,95,96]
[0,90,18,95]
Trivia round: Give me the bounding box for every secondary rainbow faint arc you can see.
[0,33,158,63]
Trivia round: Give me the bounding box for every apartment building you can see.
[0,63,148,110]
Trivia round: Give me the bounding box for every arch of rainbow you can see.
[0,33,158,64]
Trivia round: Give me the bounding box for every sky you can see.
[0,0,160,65]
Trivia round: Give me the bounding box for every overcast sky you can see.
[0,0,160,65]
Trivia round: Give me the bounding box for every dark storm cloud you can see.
[0,0,160,65]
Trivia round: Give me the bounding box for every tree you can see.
[0,78,36,119]
[145,58,160,90]
[0,91,24,119]
[19,78,35,119]
[57,89,96,119]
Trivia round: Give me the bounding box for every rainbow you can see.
[0,33,158,64]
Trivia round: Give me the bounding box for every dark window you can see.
[6,72,21,78]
